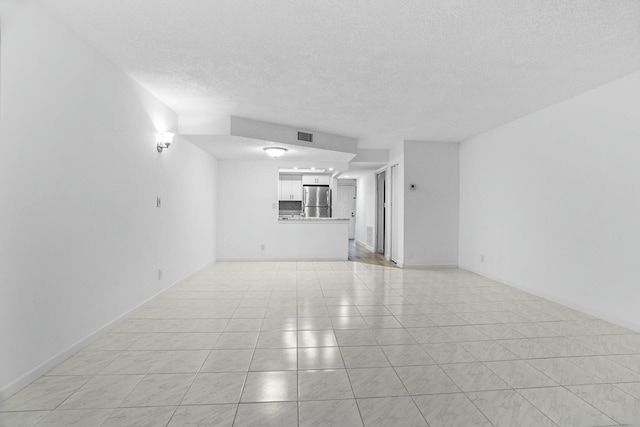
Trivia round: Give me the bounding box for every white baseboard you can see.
[459,264,640,334]
[216,257,347,262]
[403,264,458,269]
[354,239,375,252]
[0,261,214,402]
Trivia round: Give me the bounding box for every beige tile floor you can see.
[2,261,640,426]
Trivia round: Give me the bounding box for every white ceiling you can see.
[339,163,387,180]
[39,0,640,149]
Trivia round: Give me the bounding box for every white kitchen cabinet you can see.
[302,174,331,185]
[290,179,303,200]
[279,175,303,200]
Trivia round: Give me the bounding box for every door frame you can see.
[374,169,386,254]
[389,164,399,263]
[336,182,357,239]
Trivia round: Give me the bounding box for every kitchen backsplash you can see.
[279,200,302,212]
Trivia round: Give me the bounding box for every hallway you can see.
[348,240,398,268]
[1,262,640,426]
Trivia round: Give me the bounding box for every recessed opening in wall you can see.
[278,168,333,218]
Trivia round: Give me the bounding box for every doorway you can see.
[348,240,398,267]
[375,170,386,254]
[335,183,356,239]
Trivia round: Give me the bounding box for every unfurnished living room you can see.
[1,1,640,426]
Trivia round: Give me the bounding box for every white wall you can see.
[459,71,640,331]
[402,141,459,267]
[0,1,217,398]
[217,159,349,260]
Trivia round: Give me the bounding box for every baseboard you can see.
[459,264,640,334]
[216,258,348,262]
[0,261,214,402]
[354,239,375,253]
[403,264,458,269]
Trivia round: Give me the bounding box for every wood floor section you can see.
[348,240,398,268]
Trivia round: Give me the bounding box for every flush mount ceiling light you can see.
[157,132,175,152]
[263,147,288,158]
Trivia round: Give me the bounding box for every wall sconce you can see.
[263,147,288,158]
[157,132,175,152]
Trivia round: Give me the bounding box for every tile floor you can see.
[2,262,640,426]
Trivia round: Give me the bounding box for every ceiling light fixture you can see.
[263,147,288,158]
[157,132,175,152]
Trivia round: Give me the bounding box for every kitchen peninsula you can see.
[273,169,350,260]
[277,216,350,260]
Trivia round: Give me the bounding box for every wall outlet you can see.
[260,243,265,251]
[480,254,485,263]
[158,269,163,280]
[157,196,161,208]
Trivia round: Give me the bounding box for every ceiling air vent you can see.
[297,131,313,143]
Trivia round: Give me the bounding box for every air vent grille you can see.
[297,131,313,143]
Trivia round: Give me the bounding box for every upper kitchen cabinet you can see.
[279,174,303,200]
[302,175,331,185]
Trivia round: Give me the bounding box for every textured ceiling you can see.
[38,0,640,148]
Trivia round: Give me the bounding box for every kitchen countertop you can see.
[278,217,349,222]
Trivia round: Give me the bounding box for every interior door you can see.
[335,184,356,239]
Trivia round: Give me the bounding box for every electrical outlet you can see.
[157,196,161,208]
[260,244,265,251]
[158,269,163,280]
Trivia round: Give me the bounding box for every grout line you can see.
[4,262,640,426]
[337,342,366,426]
[296,284,300,427]
[229,313,259,425]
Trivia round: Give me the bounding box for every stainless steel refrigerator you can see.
[303,186,331,218]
